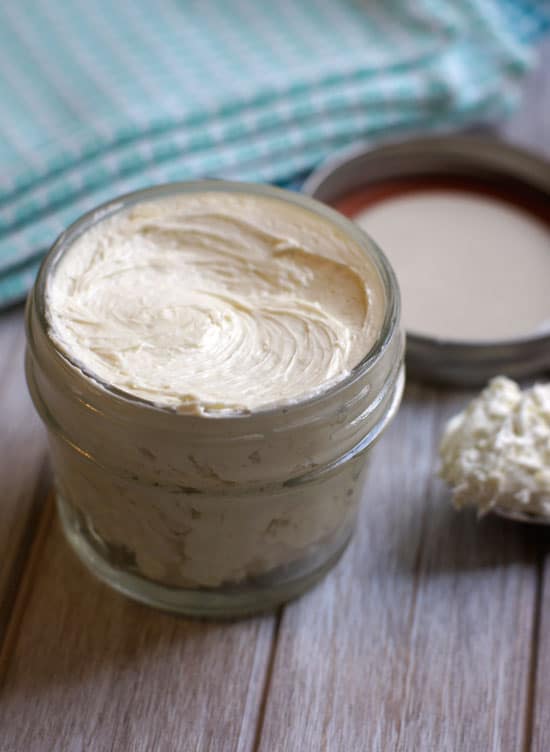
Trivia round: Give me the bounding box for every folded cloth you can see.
[0,0,549,308]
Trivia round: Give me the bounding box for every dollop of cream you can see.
[46,192,384,414]
[439,376,550,517]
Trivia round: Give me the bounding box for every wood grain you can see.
[508,37,550,752]
[257,385,541,751]
[0,512,276,752]
[531,557,550,752]
[0,308,48,644]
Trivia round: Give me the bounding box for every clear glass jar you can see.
[25,182,404,618]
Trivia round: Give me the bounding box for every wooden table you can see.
[1,41,549,752]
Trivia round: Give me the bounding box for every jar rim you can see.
[29,179,401,420]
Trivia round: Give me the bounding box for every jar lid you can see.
[303,135,550,386]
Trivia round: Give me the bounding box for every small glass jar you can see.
[25,182,404,618]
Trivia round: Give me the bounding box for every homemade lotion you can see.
[48,192,384,412]
[440,377,550,518]
[27,184,404,616]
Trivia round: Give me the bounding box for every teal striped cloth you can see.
[1,0,549,308]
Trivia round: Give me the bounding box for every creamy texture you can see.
[53,438,369,589]
[47,192,384,413]
[439,376,550,517]
[355,190,550,341]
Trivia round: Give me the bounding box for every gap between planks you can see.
[251,606,283,752]
[524,551,546,752]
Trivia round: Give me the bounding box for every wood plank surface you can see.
[532,562,550,752]
[0,309,48,644]
[0,510,276,752]
[257,385,542,751]
[531,560,550,752]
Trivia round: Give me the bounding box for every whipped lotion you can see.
[47,192,384,414]
[440,376,550,517]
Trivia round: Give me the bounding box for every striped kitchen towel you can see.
[1,0,549,308]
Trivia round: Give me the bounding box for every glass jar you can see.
[25,181,404,618]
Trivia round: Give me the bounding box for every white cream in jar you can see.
[26,183,404,616]
[47,192,384,413]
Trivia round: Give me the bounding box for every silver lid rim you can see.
[303,134,550,385]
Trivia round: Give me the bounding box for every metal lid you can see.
[303,135,550,386]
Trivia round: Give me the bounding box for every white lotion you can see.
[440,376,550,517]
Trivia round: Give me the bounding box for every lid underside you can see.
[303,135,550,386]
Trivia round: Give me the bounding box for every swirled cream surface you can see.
[440,376,550,517]
[46,192,384,413]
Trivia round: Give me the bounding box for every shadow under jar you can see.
[25,181,404,618]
